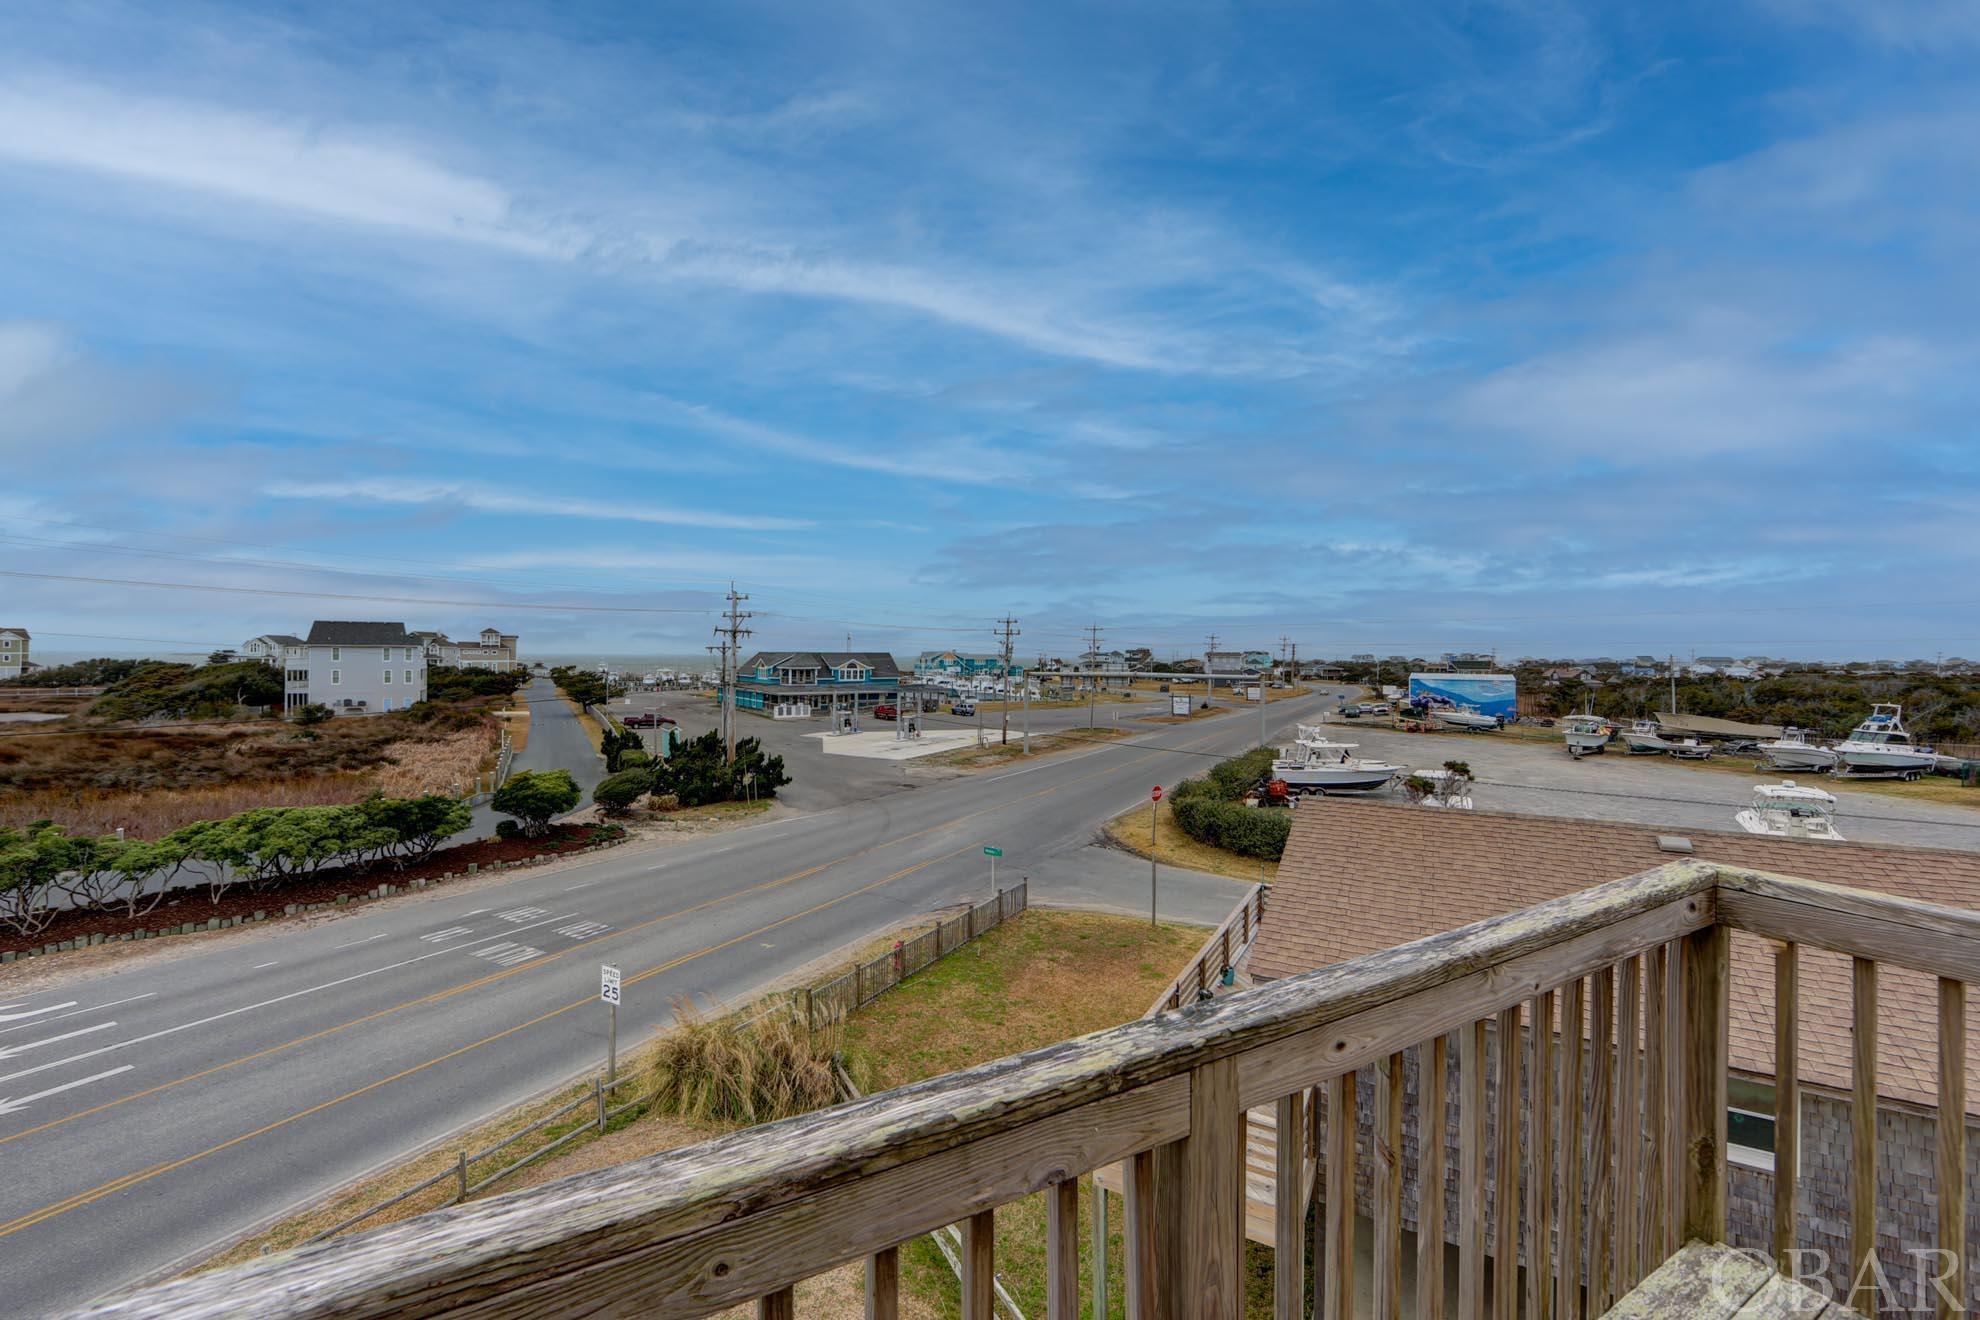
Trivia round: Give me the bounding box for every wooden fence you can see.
[800,882,1028,1032]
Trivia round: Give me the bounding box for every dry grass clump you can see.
[0,776,373,837]
[371,726,497,797]
[650,1000,845,1124]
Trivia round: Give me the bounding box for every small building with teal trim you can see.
[732,651,902,713]
[912,650,1024,679]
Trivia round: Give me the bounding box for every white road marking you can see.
[333,933,390,949]
[252,962,280,970]
[0,994,154,1038]
[553,921,611,941]
[495,906,548,923]
[0,1002,77,1025]
[471,942,545,967]
[561,882,594,892]
[420,926,475,943]
[0,1066,137,1117]
[0,1021,119,1062]
[0,910,576,1088]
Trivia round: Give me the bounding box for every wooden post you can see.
[1492,1007,1520,1320]
[1617,957,1641,1290]
[1459,1020,1486,1320]
[1324,1071,1358,1320]
[865,1247,899,1320]
[1850,957,1878,1315]
[1187,1058,1243,1317]
[1526,991,1555,1320]
[1938,977,1966,1320]
[1154,1138,1189,1316]
[1772,942,1799,1274]
[757,1287,794,1319]
[1375,1053,1405,1320]
[1559,977,1586,1320]
[1046,1178,1079,1318]
[1643,947,1667,1271]
[1126,1151,1156,1318]
[1679,924,1729,1248]
[1276,1090,1306,1320]
[1589,966,1615,1312]
[962,1209,996,1320]
[1417,1035,1448,1320]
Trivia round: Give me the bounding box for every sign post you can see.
[599,964,622,1081]
[983,845,1002,896]
[1149,786,1163,927]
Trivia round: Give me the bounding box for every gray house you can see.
[267,622,429,714]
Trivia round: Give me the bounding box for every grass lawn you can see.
[840,909,1209,1318]
[1102,798,1279,883]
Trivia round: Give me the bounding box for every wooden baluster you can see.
[1660,940,1684,1260]
[1187,1058,1243,1318]
[866,1247,899,1320]
[1417,1035,1449,1320]
[1850,957,1879,1315]
[1125,1150,1157,1319]
[1679,925,1729,1250]
[757,1286,795,1319]
[1642,946,1667,1271]
[1324,1070,1358,1320]
[962,1209,996,1320]
[1939,978,1966,1320]
[1277,1090,1306,1320]
[1093,1182,1109,1320]
[1376,1052,1405,1320]
[1460,1019,1487,1320]
[1772,942,1799,1276]
[1617,956,1642,1291]
[1587,967,1614,1314]
[1154,1138,1189,1315]
[1046,1179,1079,1318]
[1492,1006,1520,1320]
[1526,991,1555,1320]
[1558,978,1586,1320]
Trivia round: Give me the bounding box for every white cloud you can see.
[0,76,562,256]
[262,479,811,531]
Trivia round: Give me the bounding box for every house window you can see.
[1728,1077,1784,1173]
[383,670,392,684]
[331,647,341,662]
[331,669,341,685]
[405,670,413,684]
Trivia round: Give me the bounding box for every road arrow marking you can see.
[0,1003,77,1025]
[0,1022,119,1062]
[0,1067,136,1117]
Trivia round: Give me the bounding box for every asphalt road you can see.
[1,689,1330,1315]
[466,678,605,835]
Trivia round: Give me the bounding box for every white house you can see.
[0,627,28,680]
[416,627,520,671]
[249,622,429,713]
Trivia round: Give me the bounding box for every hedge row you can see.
[1167,746,1290,860]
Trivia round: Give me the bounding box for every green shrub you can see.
[593,769,655,816]
[492,769,580,836]
[1166,746,1291,860]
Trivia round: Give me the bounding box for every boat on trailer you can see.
[1757,727,1839,773]
[1835,704,1938,779]
[1622,719,1674,755]
[1562,713,1614,756]
[1430,704,1499,732]
[1271,728,1408,793]
[1734,781,1845,842]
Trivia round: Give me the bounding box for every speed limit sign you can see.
[599,964,622,1006]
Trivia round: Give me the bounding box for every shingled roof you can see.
[1253,799,1980,1111]
[304,621,419,646]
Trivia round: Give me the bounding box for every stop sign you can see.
[1152,785,1163,802]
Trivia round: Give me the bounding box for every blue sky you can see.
[1,0,1975,664]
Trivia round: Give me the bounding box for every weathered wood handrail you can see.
[77,860,1973,1318]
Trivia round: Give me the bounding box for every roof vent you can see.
[1656,835,1694,854]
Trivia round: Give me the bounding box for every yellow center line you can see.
[0,717,1281,1242]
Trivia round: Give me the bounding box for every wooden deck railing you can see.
[78,860,1980,1318]
[1147,881,1267,1015]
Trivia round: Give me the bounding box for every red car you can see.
[872,704,898,720]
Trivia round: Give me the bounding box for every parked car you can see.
[1366,702,1391,715]
[621,711,658,727]
[1342,703,1365,717]
[951,700,976,716]
[873,704,899,720]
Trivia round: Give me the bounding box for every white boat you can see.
[1758,727,1838,773]
[1407,767,1476,809]
[1735,782,1846,842]
[1430,704,1499,732]
[1271,731,1407,793]
[1562,713,1614,755]
[1835,704,1938,778]
[1665,735,1714,760]
[1622,719,1673,755]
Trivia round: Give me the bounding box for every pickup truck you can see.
[873,704,899,720]
[620,711,675,728]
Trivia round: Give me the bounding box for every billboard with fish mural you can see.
[1407,672,1517,720]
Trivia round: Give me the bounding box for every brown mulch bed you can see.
[0,823,626,956]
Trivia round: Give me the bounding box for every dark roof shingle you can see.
[305,621,419,646]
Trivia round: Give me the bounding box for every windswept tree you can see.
[0,821,69,937]
[493,770,581,837]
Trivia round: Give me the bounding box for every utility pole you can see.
[716,583,753,763]
[1084,623,1104,728]
[994,615,1020,745]
[1022,655,1031,754]
[1205,633,1220,709]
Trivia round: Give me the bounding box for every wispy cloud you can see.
[262,479,812,531]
